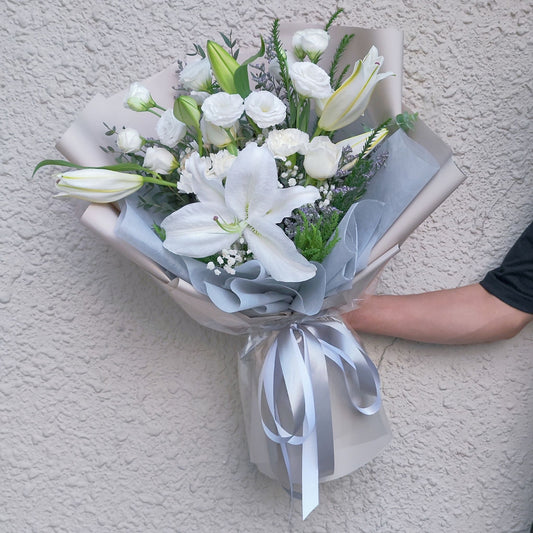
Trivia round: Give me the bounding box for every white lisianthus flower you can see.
[116,128,143,153]
[266,128,309,160]
[206,150,237,179]
[200,117,237,148]
[288,62,332,99]
[201,92,244,128]
[244,91,286,129]
[123,82,156,112]
[143,147,178,175]
[303,136,341,180]
[55,169,144,202]
[292,29,330,61]
[179,58,212,91]
[156,109,186,148]
[190,90,210,105]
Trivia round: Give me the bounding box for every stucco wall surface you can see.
[1,0,531,531]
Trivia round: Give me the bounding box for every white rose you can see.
[200,117,237,148]
[156,109,186,148]
[206,150,237,179]
[123,82,155,111]
[266,128,309,160]
[289,62,332,99]
[179,58,212,91]
[116,128,143,153]
[303,136,341,180]
[201,92,244,128]
[244,91,286,129]
[292,29,330,61]
[143,147,178,175]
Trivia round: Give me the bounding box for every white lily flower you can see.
[179,152,225,200]
[55,169,143,203]
[318,46,394,132]
[161,143,320,282]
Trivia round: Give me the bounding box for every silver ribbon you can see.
[255,318,382,518]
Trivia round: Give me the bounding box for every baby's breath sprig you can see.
[203,238,253,275]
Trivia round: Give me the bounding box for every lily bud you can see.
[336,128,389,171]
[173,95,201,130]
[206,40,240,94]
[318,46,393,132]
[55,169,143,203]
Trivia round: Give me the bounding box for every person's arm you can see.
[343,283,533,344]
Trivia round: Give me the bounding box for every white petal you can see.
[244,221,316,282]
[224,143,279,220]
[185,152,225,205]
[263,185,320,224]
[161,202,239,257]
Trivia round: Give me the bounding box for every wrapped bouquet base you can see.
[50,20,465,519]
[240,318,391,515]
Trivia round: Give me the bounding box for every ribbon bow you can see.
[257,318,382,518]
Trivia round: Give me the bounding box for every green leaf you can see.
[395,111,419,131]
[233,36,265,98]
[152,222,166,241]
[33,159,83,177]
[32,159,152,178]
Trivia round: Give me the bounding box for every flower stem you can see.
[143,177,178,188]
[194,126,204,156]
[147,109,162,118]
[311,126,324,139]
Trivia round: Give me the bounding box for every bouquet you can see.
[35,9,463,518]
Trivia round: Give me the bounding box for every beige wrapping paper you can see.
[56,25,464,500]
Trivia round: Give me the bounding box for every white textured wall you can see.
[2,0,532,531]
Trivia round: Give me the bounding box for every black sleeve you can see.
[480,222,533,314]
